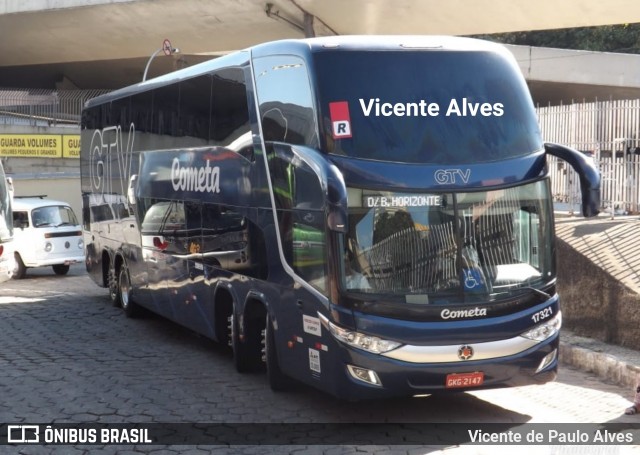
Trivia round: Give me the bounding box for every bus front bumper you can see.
[326,333,559,401]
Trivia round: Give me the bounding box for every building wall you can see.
[1,125,82,217]
[10,177,82,221]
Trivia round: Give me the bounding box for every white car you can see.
[0,240,15,283]
[12,197,84,279]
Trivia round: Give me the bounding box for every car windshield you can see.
[314,50,542,164]
[32,205,78,228]
[341,180,554,303]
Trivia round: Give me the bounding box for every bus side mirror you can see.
[326,163,348,233]
[544,142,600,217]
[290,145,348,233]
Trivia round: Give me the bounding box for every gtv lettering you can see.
[434,169,471,185]
[89,123,135,195]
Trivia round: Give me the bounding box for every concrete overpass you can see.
[3,0,640,218]
[2,0,640,104]
[509,45,640,105]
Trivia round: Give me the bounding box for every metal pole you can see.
[142,48,163,82]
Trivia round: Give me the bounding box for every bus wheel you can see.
[52,264,70,275]
[108,266,119,306]
[232,313,264,373]
[13,253,26,279]
[264,315,293,392]
[118,265,141,318]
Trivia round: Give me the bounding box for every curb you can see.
[560,331,640,390]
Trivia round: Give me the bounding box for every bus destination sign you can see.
[363,194,442,208]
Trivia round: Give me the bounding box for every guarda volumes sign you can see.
[0,134,80,158]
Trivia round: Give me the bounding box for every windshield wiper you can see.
[520,286,551,300]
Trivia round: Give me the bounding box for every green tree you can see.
[473,23,640,53]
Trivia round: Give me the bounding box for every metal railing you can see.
[0,88,110,126]
[538,99,640,215]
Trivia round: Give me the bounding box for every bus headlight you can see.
[347,364,382,386]
[327,320,402,354]
[44,242,53,252]
[521,312,562,342]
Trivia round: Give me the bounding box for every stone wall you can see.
[557,235,640,350]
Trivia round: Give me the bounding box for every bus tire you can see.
[265,315,293,392]
[52,264,70,275]
[118,264,141,318]
[232,313,264,373]
[108,265,119,306]
[13,253,26,279]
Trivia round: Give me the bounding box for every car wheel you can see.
[13,253,26,279]
[52,264,70,275]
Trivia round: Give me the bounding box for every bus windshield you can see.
[314,50,543,164]
[342,180,554,302]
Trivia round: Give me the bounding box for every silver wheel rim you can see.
[120,269,130,308]
[109,269,117,299]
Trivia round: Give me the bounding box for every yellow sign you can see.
[0,134,80,159]
[62,135,80,158]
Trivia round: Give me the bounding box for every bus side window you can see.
[201,203,250,272]
[254,55,319,148]
[262,109,288,143]
[266,143,327,291]
[268,152,294,211]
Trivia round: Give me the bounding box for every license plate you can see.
[445,372,484,388]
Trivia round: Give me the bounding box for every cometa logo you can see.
[171,158,221,193]
[440,307,487,320]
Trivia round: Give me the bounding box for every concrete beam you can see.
[298,0,640,35]
[509,45,640,88]
[3,0,640,68]
[0,0,133,14]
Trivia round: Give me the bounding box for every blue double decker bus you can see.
[81,36,599,399]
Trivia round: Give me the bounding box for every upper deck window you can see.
[254,55,319,148]
[314,50,543,164]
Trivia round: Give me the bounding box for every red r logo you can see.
[329,101,352,139]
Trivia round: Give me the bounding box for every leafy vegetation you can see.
[473,23,640,53]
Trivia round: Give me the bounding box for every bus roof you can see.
[252,35,509,55]
[85,35,512,109]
